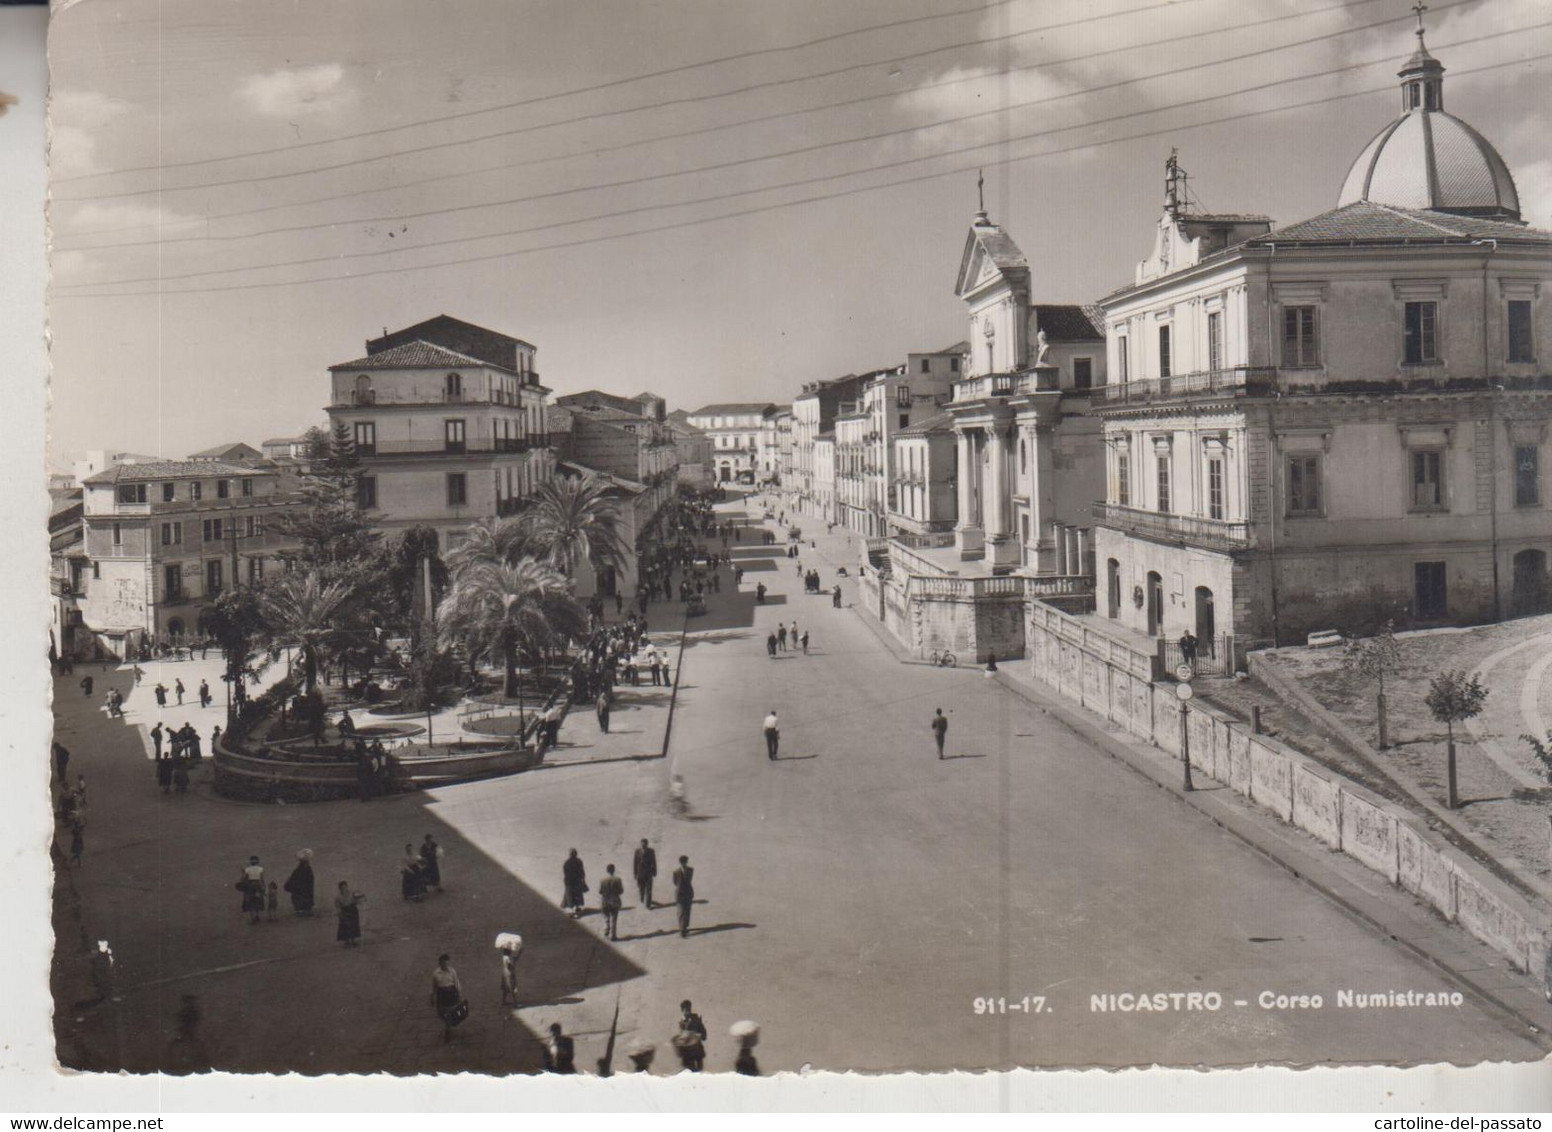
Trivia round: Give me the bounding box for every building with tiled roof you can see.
[1087,23,1552,652]
[686,403,775,484]
[188,441,263,465]
[324,317,555,542]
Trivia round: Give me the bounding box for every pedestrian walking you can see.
[210,725,221,752]
[80,674,94,697]
[150,723,163,759]
[496,933,523,1006]
[596,690,611,734]
[762,710,779,760]
[266,881,280,922]
[132,664,144,685]
[401,843,426,902]
[1178,630,1199,670]
[334,882,363,946]
[239,856,265,924]
[284,850,315,915]
[790,620,798,644]
[175,679,185,705]
[832,584,842,608]
[562,849,588,918]
[599,864,624,940]
[154,682,167,707]
[801,631,809,654]
[672,855,695,937]
[430,954,466,1043]
[420,834,443,892]
[674,1000,708,1071]
[766,632,777,658]
[984,651,998,676]
[633,838,657,907]
[198,679,211,708]
[777,625,787,650]
[544,1023,576,1073]
[931,708,948,758]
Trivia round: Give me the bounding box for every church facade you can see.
[1091,30,1552,656]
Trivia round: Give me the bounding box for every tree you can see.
[260,570,352,697]
[444,516,531,575]
[1342,620,1403,749]
[437,559,586,702]
[519,475,631,589]
[1424,669,1488,810]
[387,526,451,634]
[204,587,266,722]
[1519,732,1552,785]
[275,421,379,575]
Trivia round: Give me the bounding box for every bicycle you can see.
[929,649,956,668]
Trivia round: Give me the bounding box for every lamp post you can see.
[1175,668,1195,792]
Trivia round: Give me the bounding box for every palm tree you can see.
[444,516,532,575]
[519,476,631,589]
[437,559,586,701]
[260,570,352,696]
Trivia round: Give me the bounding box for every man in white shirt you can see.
[762,710,779,760]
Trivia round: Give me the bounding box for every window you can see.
[190,481,202,501]
[162,482,175,502]
[1116,449,1130,507]
[163,564,183,601]
[116,483,147,504]
[447,473,467,507]
[240,478,253,497]
[1207,457,1224,521]
[1207,311,1224,372]
[950,357,961,373]
[1158,325,1172,378]
[1515,445,1539,507]
[1073,357,1093,390]
[354,421,376,454]
[205,559,223,597]
[1508,300,1534,363]
[1156,453,1171,513]
[1404,301,1439,364]
[1411,449,1445,509]
[248,557,264,585]
[244,515,257,538]
[444,419,466,454]
[1415,561,1447,619]
[1282,306,1318,366]
[1287,455,1322,516]
[111,522,122,546]
[217,479,230,499]
[1117,336,1129,382]
[202,518,224,542]
[160,521,182,546]
[446,372,463,400]
[358,475,378,509]
[919,358,930,373]
[92,562,100,580]
[897,385,911,407]
[898,414,909,430]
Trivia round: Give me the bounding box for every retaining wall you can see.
[1023,600,1549,978]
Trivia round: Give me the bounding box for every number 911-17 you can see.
[973,996,1048,1015]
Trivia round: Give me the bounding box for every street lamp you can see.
[1174,665,1195,792]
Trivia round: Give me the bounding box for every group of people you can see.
[764,621,809,657]
[400,834,445,901]
[52,747,87,867]
[561,841,698,939]
[150,721,211,794]
[232,849,369,947]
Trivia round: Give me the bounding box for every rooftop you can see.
[688,402,775,417]
[330,340,508,373]
[1033,304,1105,341]
[897,411,956,437]
[1247,200,1550,246]
[83,460,271,485]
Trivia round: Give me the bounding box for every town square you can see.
[21,0,1552,1108]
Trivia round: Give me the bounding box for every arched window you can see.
[354,374,373,404]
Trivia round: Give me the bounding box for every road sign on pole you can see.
[1175,663,1195,683]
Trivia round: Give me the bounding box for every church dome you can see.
[1337,26,1521,222]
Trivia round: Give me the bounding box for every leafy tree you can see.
[260,570,352,697]
[519,474,631,587]
[1424,669,1488,810]
[445,516,532,575]
[1519,732,1552,785]
[437,559,585,701]
[204,586,266,720]
[275,421,379,574]
[1342,620,1403,749]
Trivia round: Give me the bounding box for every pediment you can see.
[955,224,1028,299]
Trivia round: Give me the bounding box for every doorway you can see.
[1511,549,1548,616]
[1146,571,1163,636]
[1194,586,1215,645]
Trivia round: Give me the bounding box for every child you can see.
[267,882,280,922]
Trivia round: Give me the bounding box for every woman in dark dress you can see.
[284,851,315,915]
[334,882,362,946]
[401,844,425,901]
[419,834,442,892]
[561,849,587,918]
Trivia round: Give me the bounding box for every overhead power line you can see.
[57,0,1403,251]
[55,0,1208,191]
[53,50,1550,301]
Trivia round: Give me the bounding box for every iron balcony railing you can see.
[357,435,551,458]
[1096,366,1276,404]
[1093,501,1252,549]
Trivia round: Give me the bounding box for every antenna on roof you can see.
[1164,148,1189,219]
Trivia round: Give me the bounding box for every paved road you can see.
[51,494,1545,1075]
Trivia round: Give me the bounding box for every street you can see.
[51,493,1547,1074]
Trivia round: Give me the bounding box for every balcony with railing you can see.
[1093,501,1252,549]
[952,365,1061,403]
[1096,366,1275,405]
[358,435,551,458]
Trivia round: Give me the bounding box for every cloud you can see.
[49,90,130,177]
[53,200,200,237]
[238,63,357,118]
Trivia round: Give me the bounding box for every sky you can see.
[44,0,1552,461]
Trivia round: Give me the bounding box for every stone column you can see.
[985,426,1020,568]
[1065,526,1081,577]
[1075,527,1090,577]
[954,429,984,557]
[1052,523,1068,574]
